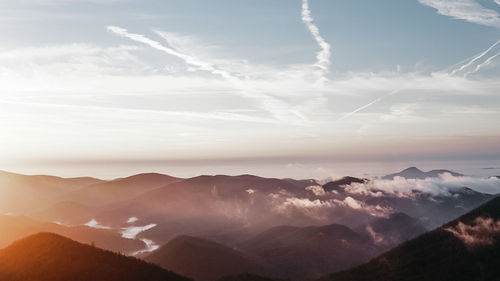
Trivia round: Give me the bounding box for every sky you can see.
[0,0,500,179]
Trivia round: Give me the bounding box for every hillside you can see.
[355,213,427,248]
[146,235,269,281]
[0,214,144,254]
[238,224,378,280]
[0,232,191,281]
[32,201,98,225]
[320,195,500,281]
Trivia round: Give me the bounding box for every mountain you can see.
[0,214,144,254]
[146,235,269,281]
[0,232,191,281]
[217,273,282,281]
[32,201,98,225]
[95,174,312,245]
[0,170,103,213]
[72,173,183,206]
[282,178,320,188]
[320,195,500,281]
[355,212,427,249]
[238,224,379,280]
[323,177,367,193]
[382,167,464,180]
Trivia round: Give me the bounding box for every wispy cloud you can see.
[107,25,235,80]
[465,50,500,76]
[418,0,500,28]
[450,39,500,76]
[301,0,331,79]
[446,217,500,246]
[336,90,399,121]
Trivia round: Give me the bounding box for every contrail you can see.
[450,39,500,76]
[495,0,500,7]
[465,49,500,76]
[301,0,331,77]
[107,26,234,80]
[337,90,399,122]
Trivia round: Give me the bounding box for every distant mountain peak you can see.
[382,167,463,180]
[402,167,423,172]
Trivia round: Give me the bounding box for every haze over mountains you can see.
[321,194,500,281]
[0,167,499,281]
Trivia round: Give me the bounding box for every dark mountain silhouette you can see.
[146,235,269,281]
[238,224,379,280]
[323,177,367,193]
[382,167,463,180]
[282,178,320,188]
[320,195,500,281]
[217,273,284,281]
[355,212,427,248]
[0,214,143,254]
[0,232,191,281]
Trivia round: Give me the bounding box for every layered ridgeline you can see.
[0,233,191,281]
[93,168,493,249]
[320,195,500,281]
[144,213,427,281]
[0,168,498,281]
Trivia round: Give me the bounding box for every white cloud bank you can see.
[345,173,500,198]
[305,185,326,196]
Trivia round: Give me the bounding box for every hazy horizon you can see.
[3,158,500,181]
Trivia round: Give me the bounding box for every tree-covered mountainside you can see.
[145,235,270,281]
[319,195,500,281]
[0,232,192,281]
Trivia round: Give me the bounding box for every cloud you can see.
[465,49,500,76]
[305,185,326,196]
[107,25,235,80]
[334,196,392,217]
[450,39,500,76]
[301,0,331,79]
[344,173,500,198]
[246,188,256,195]
[365,225,384,244]
[126,217,138,223]
[418,0,500,28]
[84,219,111,229]
[121,223,157,239]
[276,197,335,221]
[445,217,500,246]
[131,238,159,256]
[276,195,391,222]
